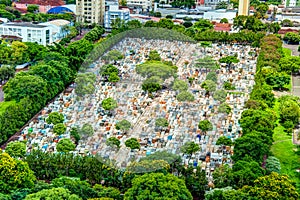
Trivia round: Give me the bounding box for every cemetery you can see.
[17,38,258,179]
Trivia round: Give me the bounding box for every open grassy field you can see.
[271,101,300,191]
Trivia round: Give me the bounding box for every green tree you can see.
[30,64,64,98]
[75,72,96,97]
[223,81,235,90]
[265,156,281,174]
[27,4,39,13]
[80,123,94,137]
[100,64,119,76]
[0,152,36,194]
[136,61,177,79]
[108,72,120,83]
[183,21,193,28]
[279,99,300,125]
[70,127,81,144]
[193,19,213,32]
[206,71,218,83]
[172,79,188,92]
[216,136,232,146]
[240,109,276,138]
[218,102,232,114]
[24,188,81,200]
[283,32,300,44]
[242,172,299,200]
[278,56,300,73]
[182,166,207,199]
[126,160,170,174]
[3,74,48,104]
[139,150,182,170]
[157,18,174,29]
[212,164,234,188]
[232,160,265,188]
[180,141,200,162]
[125,138,140,150]
[281,19,293,27]
[46,112,64,125]
[102,97,118,111]
[51,176,98,200]
[56,139,76,153]
[5,141,26,158]
[94,184,121,200]
[124,173,193,199]
[214,90,227,102]
[155,118,169,127]
[198,119,213,133]
[0,65,15,82]
[115,119,131,133]
[127,19,142,29]
[232,132,271,163]
[176,91,195,102]
[53,123,67,135]
[219,55,239,68]
[102,50,123,62]
[220,18,229,23]
[11,41,30,64]
[148,50,161,61]
[195,56,220,70]
[142,77,162,93]
[201,80,217,94]
[106,137,121,148]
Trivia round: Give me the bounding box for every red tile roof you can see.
[17,0,65,6]
[278,28,299,34]
[214,23,231,32]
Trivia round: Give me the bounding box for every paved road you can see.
[0,86,4,102]
[292,75,300,97]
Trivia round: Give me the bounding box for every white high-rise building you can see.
[238,0,250,16]
[76,0,106,24]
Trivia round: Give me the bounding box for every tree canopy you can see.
[198,119,213,133]
[124,173,193,200]
[46,112,64,125]
[125,138,140,150]
[0,153,36,193]
[56,138,76,153]
[5,141,26,158]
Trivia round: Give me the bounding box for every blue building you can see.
[104,3,130,31]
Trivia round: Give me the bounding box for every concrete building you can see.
[126,0,152,12]
[238,0,249,16]
[104,3,130,31]
[76,0,105,24]
[0,20,72,46]
[286,0,300,7]
[204,0,229,9]
[14,0,65,13]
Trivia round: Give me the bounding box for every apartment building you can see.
[0,20,71,46]
[76,0,106,24]
[104,3,130,30]
[238,0,250,16]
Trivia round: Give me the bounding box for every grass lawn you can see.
[271,102,300,191]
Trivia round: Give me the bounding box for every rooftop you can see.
[2,22,48,28]
[17,0,65,6]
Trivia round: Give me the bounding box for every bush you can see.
[106,137,121,148]
[125,138,140,150]
[5,141,26,158]
[53,123,67,135]
[56,138,76,153]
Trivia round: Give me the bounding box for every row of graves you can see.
[18,38,257,182]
